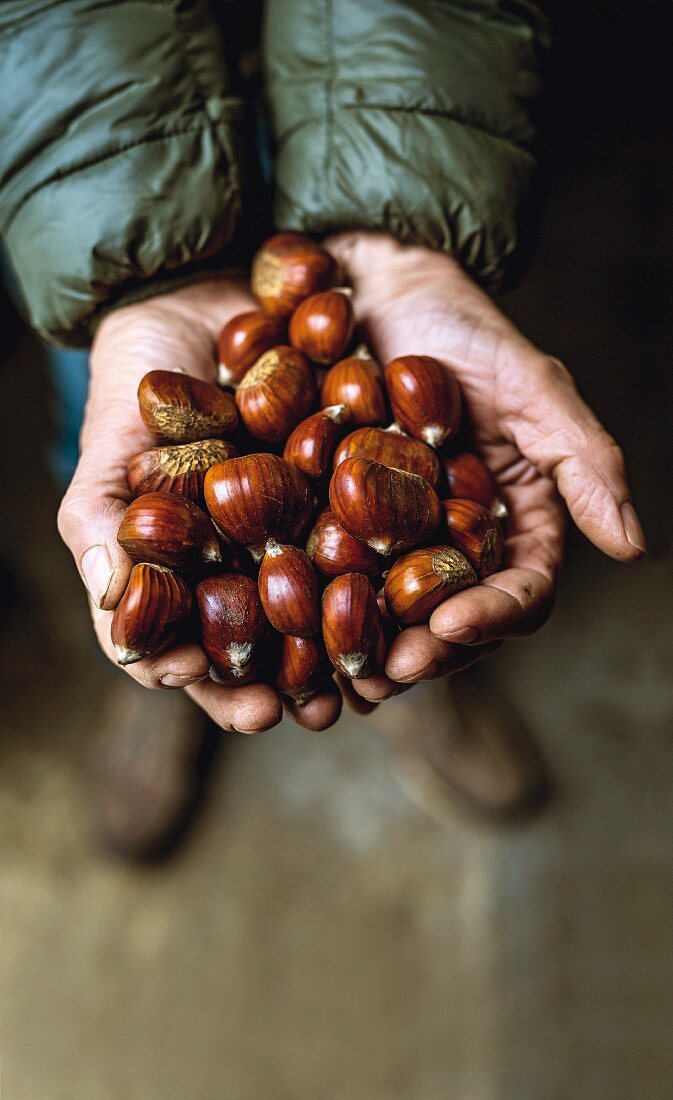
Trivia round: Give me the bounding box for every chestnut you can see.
[204,453,314,560]
[217,310,286,386]
[289,289,355,365]
[442,451,506,518]
[322,573,387,679]
[196,574,270,684]
[118,492,222,569]
[138,370,238,444]
[320,350,387,425]
[441,498,503,578]
[306,508,382,579]
[235,346,315,442]
[332,424,440,487]
[383,546,477,626]
[251,233,338,318]
[329,457,441,556]
[110,563,192,665]
[258,540,321,637]
[127,439,237,502]
[384,355,461,448]
[283,405,346,481]
[275,634,331,705]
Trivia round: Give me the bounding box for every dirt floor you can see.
[1,7,672,1099]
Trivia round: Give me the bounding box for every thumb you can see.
[57,444,134,610]
[509,355,645,562]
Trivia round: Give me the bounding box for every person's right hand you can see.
[57,279,343,733]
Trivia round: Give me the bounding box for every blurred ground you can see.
[1,5,672,1099]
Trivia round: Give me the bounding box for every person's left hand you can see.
[325,232,645,703]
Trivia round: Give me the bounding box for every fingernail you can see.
[160,673,205,689]
[439,626,481,644]
[81,545,113,608]
[620,502,646,554]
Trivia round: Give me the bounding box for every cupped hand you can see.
[326,232,645,699]
[57,279,342,733]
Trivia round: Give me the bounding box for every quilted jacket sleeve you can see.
[0,0,248,346]
[263,0,550,294]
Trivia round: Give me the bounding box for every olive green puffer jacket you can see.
[0,0,549,346]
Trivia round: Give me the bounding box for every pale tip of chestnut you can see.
[291,690,318,707]
[203,539,223,564]
[217,363,235,387]
[264,538,283,558]
[368,537,394,556]
[114,644,143,667]
[324,403,347,423]
[352,343,372,360]
[339,652,369,678]
[384,421,406,436]
[421,424,447,448]
[227,642,254,672]
[333,286,353,299]
[493,499,508,520]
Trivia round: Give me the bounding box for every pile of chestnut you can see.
[111,233,506,707]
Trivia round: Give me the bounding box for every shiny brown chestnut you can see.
[196,574,270,684]
[110,563,192,665]
[283,405,346,480]
[251,233,338,319]
[138,370,238,443]
[329,457,441,556]
[332,424,440,487]
[306,509,382,579]
[289,289,355,365]
[235,346,315,442]
[127,439,237,502]
[383,546,477,626]
[258,540,321,637]
[118,492,222,568]
[441,498,503,578]
[320,350,387,425]
[442,451,506,518]
[217,310,286,386]
[274,634,330,705]
[204,453,314,560]
[321,573,387,679]
[384,355,461,448]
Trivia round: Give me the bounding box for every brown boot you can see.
[90,678,219,861]
[381,665,550,824]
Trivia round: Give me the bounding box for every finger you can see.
[91,601,209,688]
[508,356,645,562]
[335,674,380,716]
[349,673,401,703]
[284,685,343,731]
[185,678,283,733]
[385,624,500,683]
[428,566,555,646]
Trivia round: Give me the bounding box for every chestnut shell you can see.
[329,456,441,556]
[383,545,477,626]
[321,572,388,679]
[204,453,314,558]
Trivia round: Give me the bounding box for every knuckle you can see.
[544,355,574,386]
[595,433,626,476]
[56,494,85,542]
